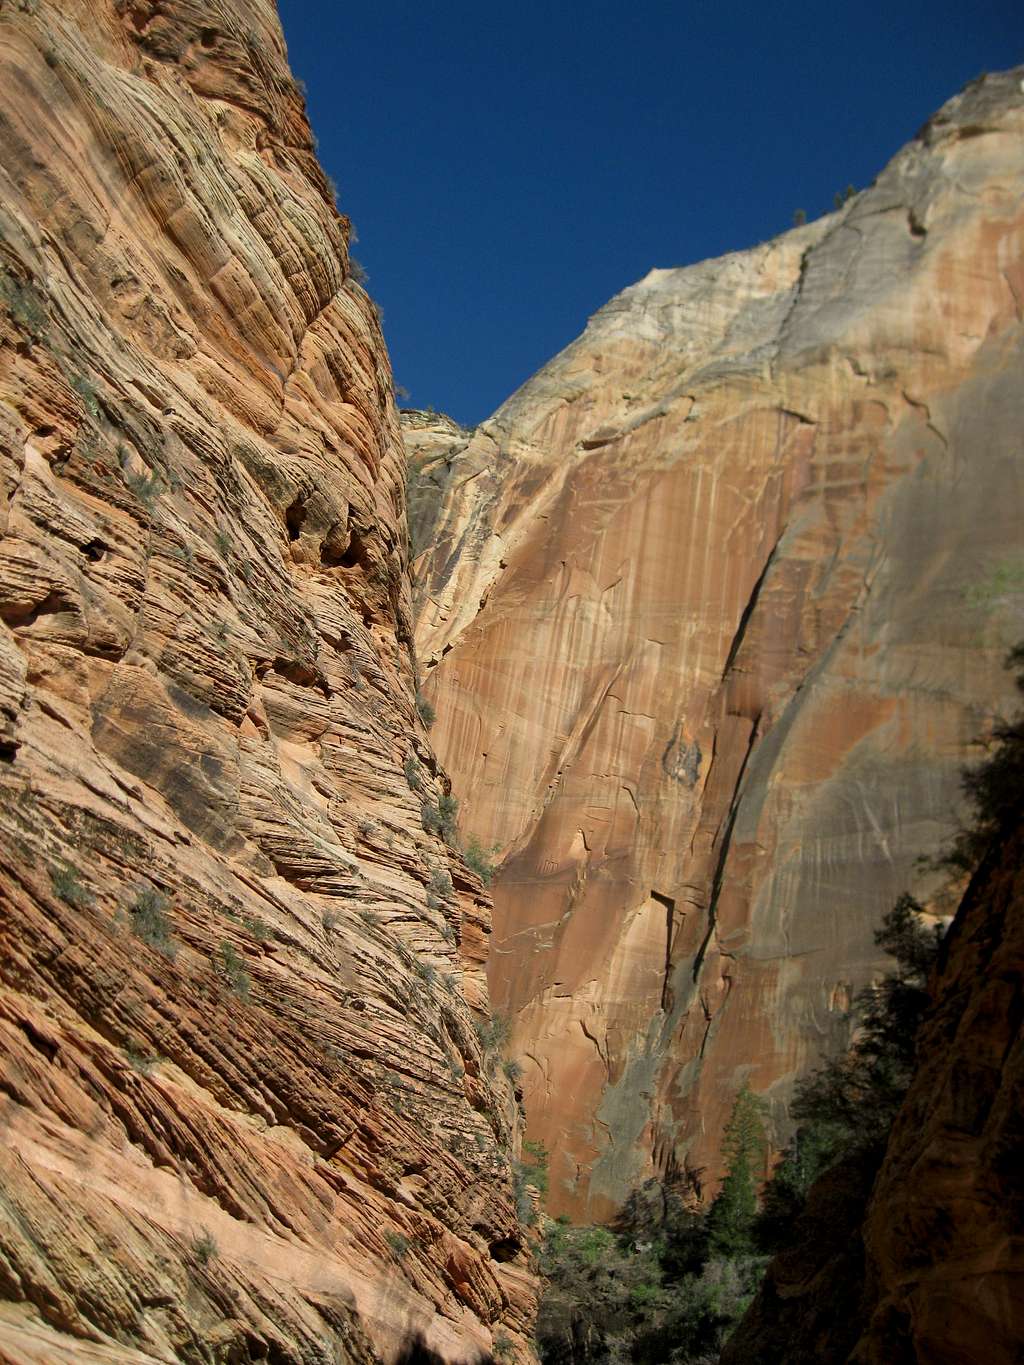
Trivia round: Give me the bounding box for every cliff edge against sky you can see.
[410,67,1024,1221]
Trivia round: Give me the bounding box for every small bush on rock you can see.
[129,887,175,956]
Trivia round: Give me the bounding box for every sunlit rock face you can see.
[0,3,534,1361]
[412,68,1024,1222]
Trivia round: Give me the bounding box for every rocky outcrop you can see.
[0,2,534,1361]
[411,69,1024,1221]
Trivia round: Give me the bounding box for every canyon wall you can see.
[721,752,1024,1365]
[411,68,1024,1222]
[0,2,533,1361]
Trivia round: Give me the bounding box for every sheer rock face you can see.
[411,69,1024,1221]
[0,3,534,1362]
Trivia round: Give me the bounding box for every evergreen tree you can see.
[706,1084,767,1256]
[756,893,942,1251]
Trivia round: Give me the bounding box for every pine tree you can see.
[706,1084,767,1256]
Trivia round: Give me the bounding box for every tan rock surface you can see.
[0,2,534,1361]
[411,69,1024,1221]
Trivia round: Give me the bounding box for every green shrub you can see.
[125,1043,157,1074]
[415,691,436,727]
[535,1194,758,1364]
[122,465,164,507]
[403,753,422,790]
[241,914,271,942]
[421,792,459,844]
[964,558,1024,610]
[129,887,175,956]
[944,643,1024,872]
[475,1013,511,1051]
[492,1333,514,1361]
[512,1137,549,1225]
[706,1085,767,1257]
[756,890,941,1254]
[217,941,250,999]
[386,1230,410,1260]
[191,1229,218,1265]
[429,868,453,899]
[69,373,100,419]
[464,836,499,884]
[49,864,93,908]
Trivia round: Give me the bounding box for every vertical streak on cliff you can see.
[412,68,1024,1221]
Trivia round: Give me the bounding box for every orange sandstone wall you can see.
[0,2,533,1361]
[412,69,1024,1221]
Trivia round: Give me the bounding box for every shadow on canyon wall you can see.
[394,1333,496,1365]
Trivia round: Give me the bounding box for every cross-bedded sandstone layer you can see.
[0,2,534,1360]
[411,68,1024,1221]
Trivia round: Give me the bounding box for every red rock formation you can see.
[0,2,534,1360]
[411,69,1024,1221]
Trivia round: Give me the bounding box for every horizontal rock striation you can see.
[411,69,1024,1220]
[0,2,533,1361]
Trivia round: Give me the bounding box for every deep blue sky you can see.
[277,1,1023,426]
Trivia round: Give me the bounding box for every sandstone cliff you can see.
[411,68,1024,1221]
[0,2,533,1361]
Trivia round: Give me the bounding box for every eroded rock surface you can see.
[411,69,1024,1220]
[0,2,534,1360]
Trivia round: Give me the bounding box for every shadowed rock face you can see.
[411,69,1024,1221]
[720,814,1024,1365]
[850,818,1024,1365]
[0,3,534,1361]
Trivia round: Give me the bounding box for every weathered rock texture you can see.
[411,69,1024,1221]
[0,2,534,1361]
